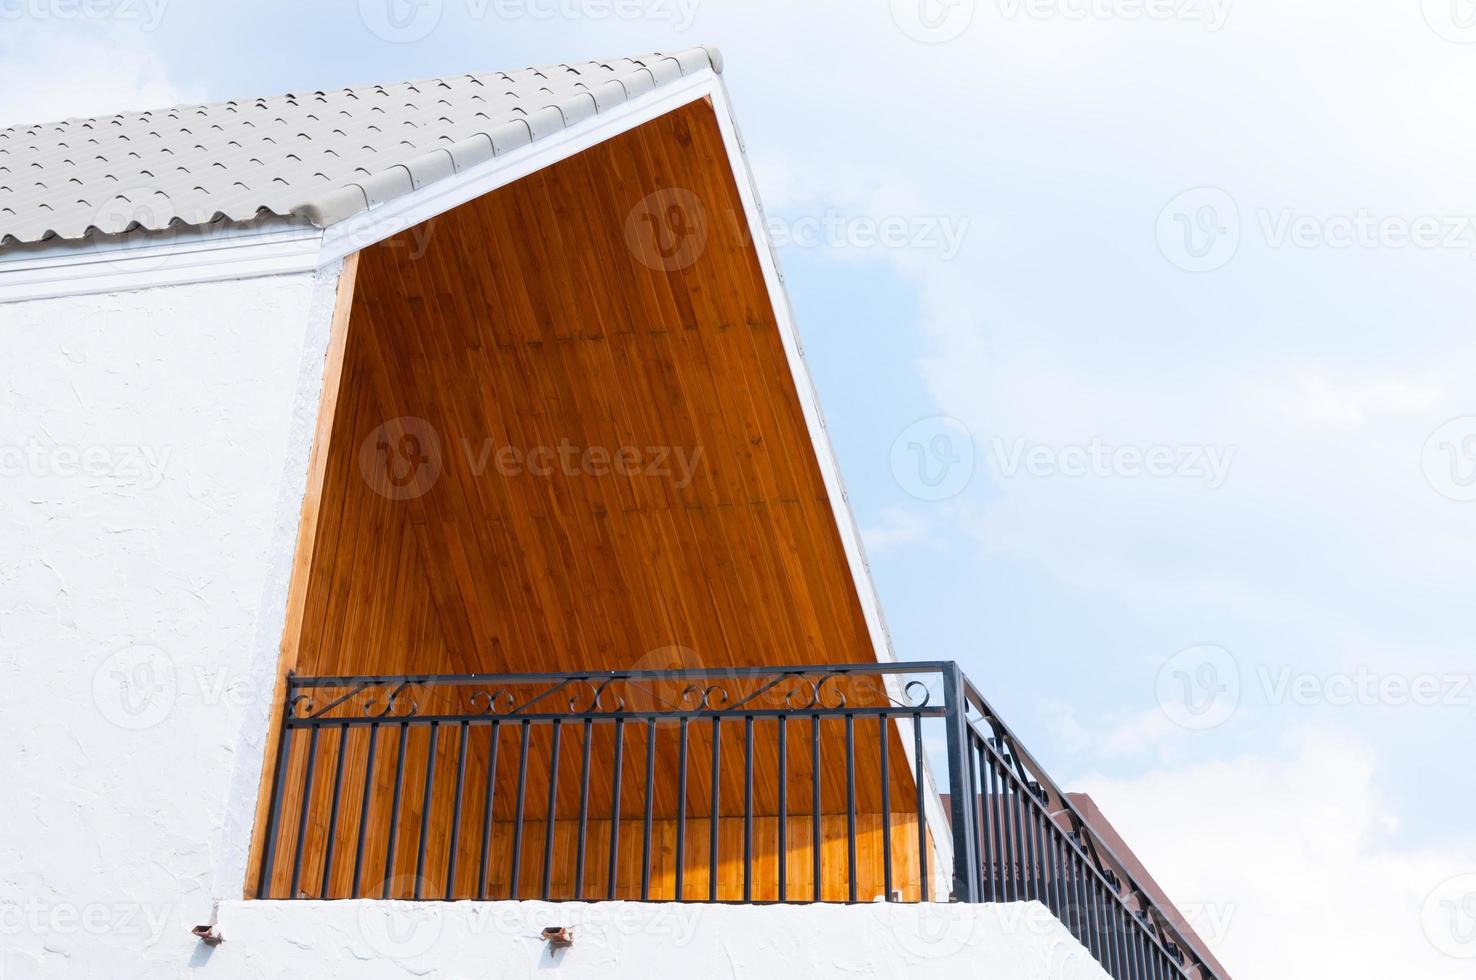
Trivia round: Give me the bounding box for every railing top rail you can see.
[286,661,955,689]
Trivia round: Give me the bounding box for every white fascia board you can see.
[0,220,324,304]
[0,69,719,306]
[319,68,719,264]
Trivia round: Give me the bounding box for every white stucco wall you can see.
[203,900,1109,980]
[0,268,343,979]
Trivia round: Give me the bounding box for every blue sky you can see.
[5,1,1476,975]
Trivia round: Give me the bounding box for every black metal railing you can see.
[255,662,1222,980]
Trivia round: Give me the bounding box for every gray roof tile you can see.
[0,47,721,246]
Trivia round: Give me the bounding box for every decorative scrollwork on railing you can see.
[567,677,626,714]
[897,679,933,709]
[364,680,418,718]
[679,683,732,711]
[779,672,821,710]
[468,689,517,715]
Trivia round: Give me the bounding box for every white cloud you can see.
[1071,725,1476,979]
[860,505,941,553]
[1042,699,1191,760]
[0,28,197,127]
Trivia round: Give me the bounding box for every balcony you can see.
[253,662,1222,980]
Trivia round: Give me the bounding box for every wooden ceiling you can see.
[249,99,925,904]
[293,97,878,680]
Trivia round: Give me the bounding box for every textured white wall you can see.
[0,268,342,979]
[204,900,1110,980]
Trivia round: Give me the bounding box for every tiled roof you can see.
[0,46,720,247]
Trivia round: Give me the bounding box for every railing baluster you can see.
[412,722,439,899]
[510,720,530,899]
[1022,782,1041,903]
[1006,758,1027,903]
[675,717,688,902]
[970,735,989,901]
[289,726,321,899]
[476,720,501,901]
[988,751,1008,903]
[642,717,656,901]
[878,713,892,901]
[1101,880,1119,977]
[1039,804,1061,923]
[912,712,928,902]
[255,704,294,899]
[845,713,857,903]
[575,717,592,900]
[942,665,979,902]
[382,725,410,899]
[446,721,469,900]
[708,717,720,902]
[970,734,989,902]
[350,722,378,899]
[1035,796,1053,912]
[319,723,350,898]
[608,717,626,900]
[541,719,562,901]
[743,715,754,903]
[811,713,821,902]
[776,714,787,903]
